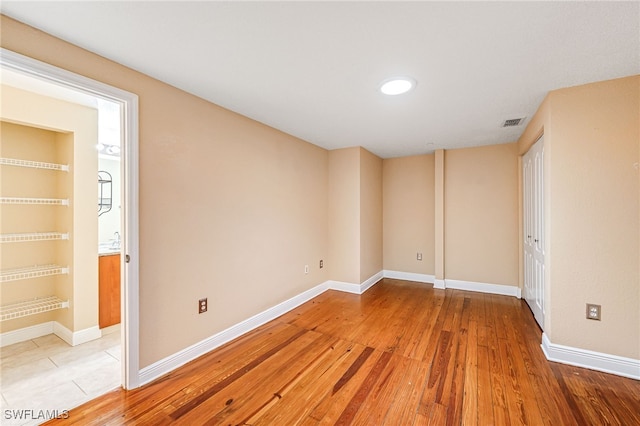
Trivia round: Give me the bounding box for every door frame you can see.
[1,48,141,389]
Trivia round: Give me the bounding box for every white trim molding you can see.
[541,333,640,380]
[138,271,528,387]
[380,272,521,298]
[0,321,54,347]
[0,322,101,347]
[139,272,385,386]
[383,270,434,284]
[327,271,384,295]
[139,281,329,385]
[327,280,362,294]
[360,271,384,293]
[53,323,102,347]
[444,279,521,298]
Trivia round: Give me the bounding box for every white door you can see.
[523,136,545,328]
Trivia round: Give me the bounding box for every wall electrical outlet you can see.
[417,252,423,261]
[199,298,208,314]
[319,259,323,269]
[586,303,601,320]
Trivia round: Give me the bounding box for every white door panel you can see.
[523,136,544,328]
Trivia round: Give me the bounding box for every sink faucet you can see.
[113,231,121,248]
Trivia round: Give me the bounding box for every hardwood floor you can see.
[45,279,640,425]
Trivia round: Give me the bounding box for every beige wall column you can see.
[328,147,383,285]
[434,149,445,289]
[328,148,361,284]
[359,148,383,283]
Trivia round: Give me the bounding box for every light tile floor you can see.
[1,331,120,426]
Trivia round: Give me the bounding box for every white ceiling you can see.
[2,1,639,158]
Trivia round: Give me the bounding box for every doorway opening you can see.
[0,48,139,410]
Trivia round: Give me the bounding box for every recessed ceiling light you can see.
[380,77,417,95]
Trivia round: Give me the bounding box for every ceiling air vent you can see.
[501,117,526,128]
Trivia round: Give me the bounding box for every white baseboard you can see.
[137,271,527,386]
[139,281,330,386]
[444,279,521,298]
[0,321,101,347]
[541,333,640,380]
[327,271,384,295]
[54,323,102,346]
[380,273,521,298]
[0,321,54,347]
[139,273,386,386]
[360,271,384,293]
[327,280,361,294]
[383,270,434,284]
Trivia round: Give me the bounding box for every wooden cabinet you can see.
[99,254,121,328]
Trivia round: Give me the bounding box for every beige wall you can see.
[435,150,445,282]
[383,154,435,275]
[382,146,519,288]
[1,123,59,330]
[519,76,640,359]
[328,147,383,284]
[141,93,330,364]
[1,15,329,366]
[444,143,520,286]
[1,85,99,333]
[328,148,360,284]
[359,148,382,282]
[6,13,635,367]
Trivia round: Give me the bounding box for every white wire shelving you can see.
[0,265,69,283]
[0,296,70,322]
[0,232,69,243]
[0,156,72,323]
[0,197,69,206]
[0,157,69,172]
